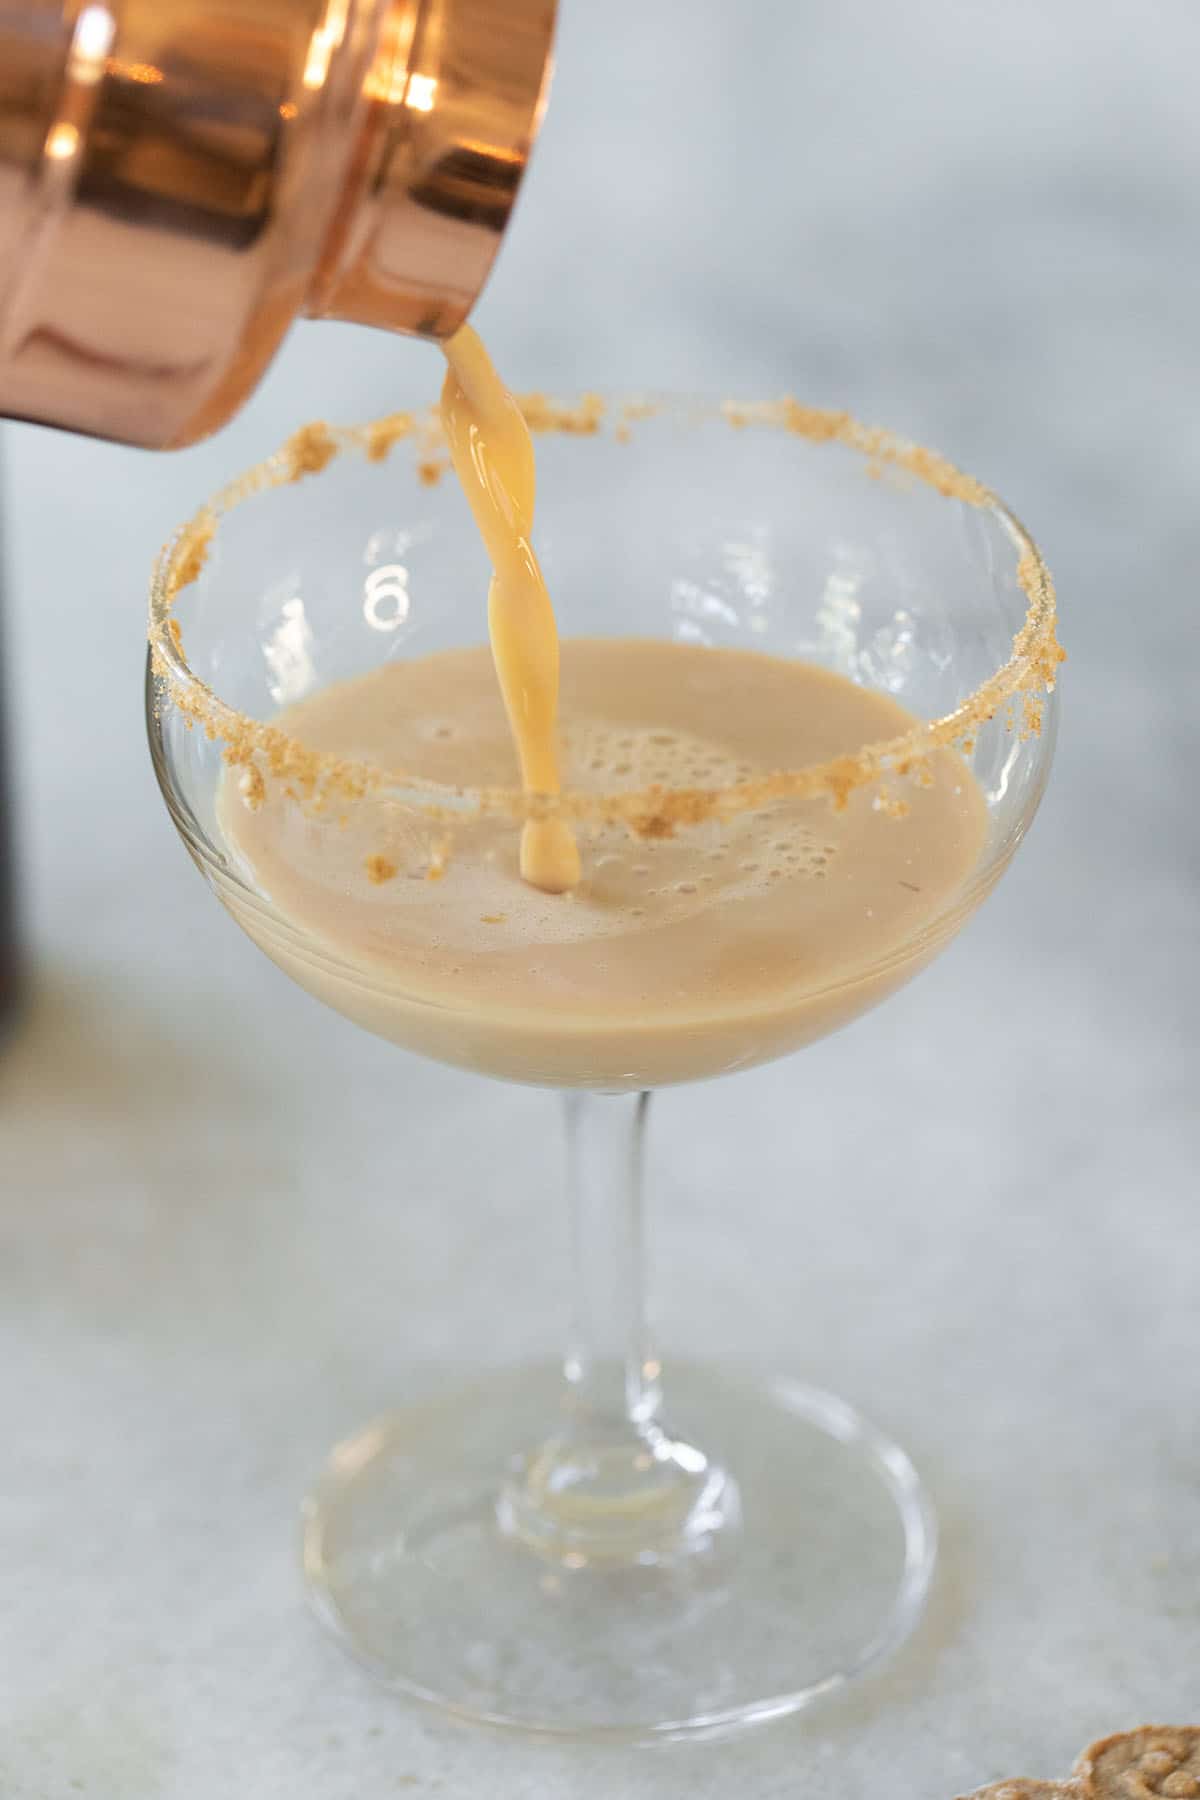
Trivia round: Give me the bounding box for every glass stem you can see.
[562,1090,661,1438]
[497,1090,737,1565]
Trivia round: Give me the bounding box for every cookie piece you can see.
[1076,1729,1200,1800]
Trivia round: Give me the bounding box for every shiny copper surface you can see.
[308,0,555,339]
[0,0,554,448]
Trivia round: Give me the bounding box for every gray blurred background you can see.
[2,2,1198,1796]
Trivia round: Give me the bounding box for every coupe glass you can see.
[146,393,1059,1742]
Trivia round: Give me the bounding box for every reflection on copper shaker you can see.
[0,0,555,448]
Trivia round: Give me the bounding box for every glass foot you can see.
[301,1362,936,1742]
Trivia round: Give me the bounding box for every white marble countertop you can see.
[2,1,1198,1794]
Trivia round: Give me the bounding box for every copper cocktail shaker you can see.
[0,0,555,449]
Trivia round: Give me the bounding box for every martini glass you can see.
[146,394,1059,1741]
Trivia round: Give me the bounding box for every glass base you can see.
[301,1362,936,1743]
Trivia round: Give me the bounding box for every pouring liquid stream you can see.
[440,327,581,895]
